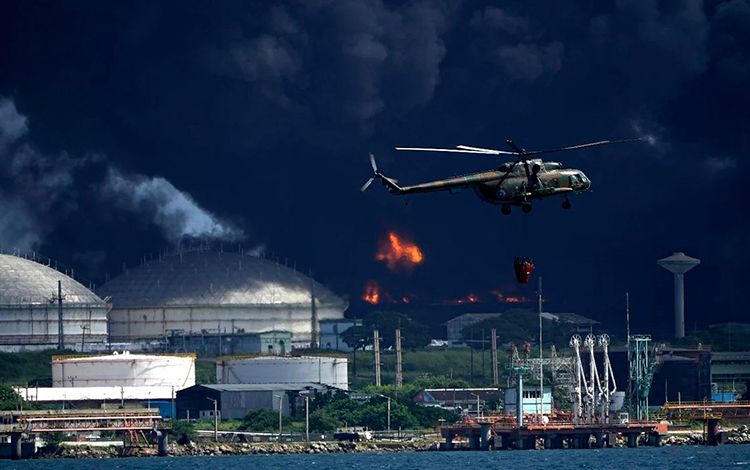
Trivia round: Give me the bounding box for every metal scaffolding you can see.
[629,334,656,421]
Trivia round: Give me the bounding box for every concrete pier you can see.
[440,421,667,451]
[9,433,22,460]
[158,430,169,457]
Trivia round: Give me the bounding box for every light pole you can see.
[375,393,391,431]
[206,397,218,442]
[471,393,481,418]
[273,394,283,441]
[300,390,311,443]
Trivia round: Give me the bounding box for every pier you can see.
[440,421,668,450]
[0,409,167,460]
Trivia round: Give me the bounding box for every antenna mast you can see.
[57,281,64,350]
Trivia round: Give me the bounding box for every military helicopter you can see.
[360,138,640,214]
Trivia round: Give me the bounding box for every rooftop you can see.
[0,254,106,306]
[97,249,347,309]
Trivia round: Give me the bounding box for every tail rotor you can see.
[360,152,403,194]
[360,153,379,192]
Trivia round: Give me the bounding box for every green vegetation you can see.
[169,420,198,440]
[341,311,431,350]
[239,409,292,431]
[349,345,507,389]
[306,378,460,432]
[0,385,26,410]
[195,358,217,384]
[0,349,77,386]
[674,327,750,351]
[462,309,571,349]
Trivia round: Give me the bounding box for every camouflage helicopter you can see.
[360,138,640,214]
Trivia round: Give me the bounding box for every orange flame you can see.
[490,289,532,303]
[375,232,424,270]
[402,294,418,304]
[456,293,480,304]
[363,280,380,304]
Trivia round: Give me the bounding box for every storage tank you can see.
[52,351,196,388]
[217,355,348,390]
[0,253,110,351]
[97,249,347,349]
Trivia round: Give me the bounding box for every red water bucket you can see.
[513,257,534,284]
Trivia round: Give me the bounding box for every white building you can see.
[504,386,553,415]
[0,253,110,351]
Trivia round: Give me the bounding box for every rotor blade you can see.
[396,147,515,155]
[369,152,378,173]
[493,159,520,190]
[360,177,375,193]
[523,138,642,156]
[456,145,516,155]
[506,140,524,155]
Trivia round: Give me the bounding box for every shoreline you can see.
[30,431,750,459]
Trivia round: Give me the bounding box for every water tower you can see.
[658,252,700,338]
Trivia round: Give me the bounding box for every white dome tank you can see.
[217,355,348,390]
[52,351,196,388]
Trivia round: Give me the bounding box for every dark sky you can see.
[1,0,748,338]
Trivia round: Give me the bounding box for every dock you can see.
[440,421,669,450]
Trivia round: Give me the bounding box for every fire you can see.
[402,294,418,304]
[375,232,424,270]
[455,293,480,304]
[363,280,380,304]
[490,289,532,303]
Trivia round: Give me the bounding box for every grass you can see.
[0,349,79,386]
[348,347,509,389]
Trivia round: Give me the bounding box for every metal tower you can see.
[629,335,656,421]
[506,344,531,427]
[658,252,700,338]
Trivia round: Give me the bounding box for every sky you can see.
[0,0,748,338]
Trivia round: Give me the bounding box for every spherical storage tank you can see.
[97,249,347,348]
[52,351,196,388]
[0,254,110,351]
[217,355,348,390]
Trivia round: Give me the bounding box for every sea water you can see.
[2,446,750,470]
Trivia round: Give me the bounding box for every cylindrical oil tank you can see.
[97,250,348,349]
[609,391,626,412]
[217,355,348,390]
[0,254,110,351]
[52,351,196,388]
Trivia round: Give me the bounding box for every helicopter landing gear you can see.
[521,203,532,213]
[501,205,512,215]
[562,198,571,210]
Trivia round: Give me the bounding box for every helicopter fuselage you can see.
[472,164,591,206]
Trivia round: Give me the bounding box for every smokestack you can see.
[658,252,700,338]
[310,275,318,349]
[57,280,64,350]
[491,329,498,386]
[395,329,403,388]
[374,329,381,387]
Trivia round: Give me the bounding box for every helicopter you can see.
[360,138,640,214]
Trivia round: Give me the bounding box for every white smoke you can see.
[630,119,671,155]
[0,96,246,251]
[103,167,244,242]
[0,98,28,149]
